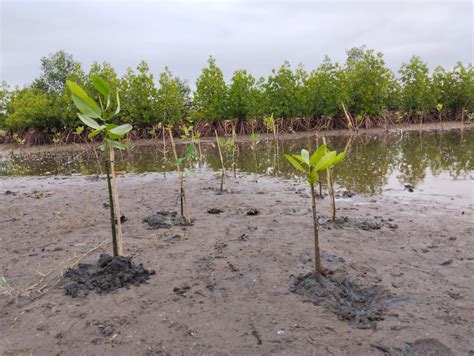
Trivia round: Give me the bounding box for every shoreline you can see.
[0,121,471,155]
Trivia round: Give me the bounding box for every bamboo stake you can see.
[215,130,226,191]
[105,159,118,256]
[310,182,322,281]
[232,124,237,178]
[109,148,124,255]
[342,103,355,133]
[162,127,167,160]
[322,137,336,221]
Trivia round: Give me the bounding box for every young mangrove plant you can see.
[263,114,278,141]
[250,132,261,169]
[215,130,227,191]
[218,135,236,178]
[322,137,346,221]
[284,145,345,281]
[169,127,194,223]
[67,77,132,257]
[181,124,202,163]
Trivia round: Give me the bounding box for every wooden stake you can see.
[109,148,124,255]
[322,137,336,222]
[215,130,226,191]
[310,182,322,281]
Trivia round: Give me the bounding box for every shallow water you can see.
[1,129,473,197]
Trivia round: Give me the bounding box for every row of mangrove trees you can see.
[0,46,473,144]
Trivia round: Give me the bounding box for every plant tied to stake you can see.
[284,145,345,280]
[67,76,132,257]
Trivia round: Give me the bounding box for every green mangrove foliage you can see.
[1,48,473,141]
[284,146,345,281]
[67,76,132,257]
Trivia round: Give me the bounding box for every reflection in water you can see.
[1,129,473,195]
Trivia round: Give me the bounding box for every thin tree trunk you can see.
[310,183,322,281]
[109,148,124,256]
[105,159,118,257]
[215,130,226,191]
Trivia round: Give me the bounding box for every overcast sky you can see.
[1,0,472,88]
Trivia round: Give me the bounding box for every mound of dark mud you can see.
[291,272,407,329]
[63,254,155,298]
[143,210,192,229]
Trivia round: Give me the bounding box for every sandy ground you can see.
[0,170,473,355]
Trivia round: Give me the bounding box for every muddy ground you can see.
[0,170,473,355]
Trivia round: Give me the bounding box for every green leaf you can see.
[77,113,101,130]
[284,154,305,173]
[314,151,337,171]
[115,91,120,115]
[72,94,101,119]
[308,167,319,184]
[105,93,111,111]
[109,124,132,137]
[91,76,111,99]
[333,151,346,165]
[292,154,307,165]
[88,126,105,138]
[105,139,126,150]
[309,144,328,167]
[184,143,195,159]
[67,80,101,118]
[75,126,84,135]
[300,149,310,165]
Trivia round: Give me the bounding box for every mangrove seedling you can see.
[169,127,194,223]
[181,125,202,162]
[215,130,227,191]
[284,145,345,281]
[218,136,236,178]
[176,143,195,224]
[67,77,132,257]
[322,137,346,221]
[263,114,278,141]
[250,132,261,168]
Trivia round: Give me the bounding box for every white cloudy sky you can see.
[1,0,472,87]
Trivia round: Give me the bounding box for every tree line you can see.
[0,47,472,137]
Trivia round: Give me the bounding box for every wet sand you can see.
[1,170,473,355]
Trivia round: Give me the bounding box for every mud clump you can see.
[63,254,155,298]
[143,210,191,229]
[291,272,406,329]
[207,208,223,214]
[320,216,398,231]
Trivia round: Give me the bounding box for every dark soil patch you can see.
[320,216,398,230]
[143,210,192,229]
[207,208,223,214]
[63,254,155,298]
[246,208,259,216]
[291,272,406,329]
